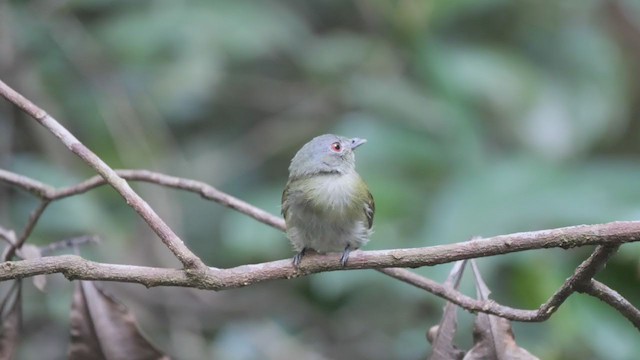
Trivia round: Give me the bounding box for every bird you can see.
[281,134,374,267]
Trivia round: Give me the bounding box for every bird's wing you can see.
[281,184,289,219]
[365,190,375,229]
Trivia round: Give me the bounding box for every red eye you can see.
[330,142,342,152]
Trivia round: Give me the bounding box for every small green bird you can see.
[282,134,374,267]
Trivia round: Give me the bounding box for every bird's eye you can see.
[330,142,342,152]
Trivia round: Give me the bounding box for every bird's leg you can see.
[340,245,352,267]
[293,247,307,268]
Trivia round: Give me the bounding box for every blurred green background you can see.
[2,0,640,359]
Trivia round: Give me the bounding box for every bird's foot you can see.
[340,245,353,267]
[292,248,307,268]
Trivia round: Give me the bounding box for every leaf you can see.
[0,281,22,360]
[69,281,170,360]
[464,260,539,360]
[17,245,46,292]
[427,260,467,360]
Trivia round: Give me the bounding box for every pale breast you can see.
[305,173,360,211]
[285,172,370,253]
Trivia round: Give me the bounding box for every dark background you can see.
[1,1,640,359]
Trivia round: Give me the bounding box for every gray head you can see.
[288,134,367,178]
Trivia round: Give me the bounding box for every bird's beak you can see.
[350,138,367,150]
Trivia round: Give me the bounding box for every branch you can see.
[39,235,101,256]
[0,242,627,324]
[534,244,619,316]
[1,78,639,327]
[378,267,538,320]
[578,279,640,331]
[4,169,640,257]
[0,80,205,271]
[0,227,633,290]
[379,245,620,321]
[3,200,50,261]
[0,168,285,232]
[2,165,640,324]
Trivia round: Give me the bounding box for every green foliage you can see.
[2,0,640,359]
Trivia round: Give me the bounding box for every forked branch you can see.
[1,78,639,330]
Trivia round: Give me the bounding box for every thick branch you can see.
[2,168,640,323]
[3,169,640,256]
[1,79,638,325]
[0,225,634,293]
[0,241,628,324]
[0,80,205,271]
[1,74,638,329]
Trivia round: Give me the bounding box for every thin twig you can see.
[39,235,100,256]
[535,245,619,317]
[0,168,285,231]
[3,200,50,261]
[578,279,640,331]
[0,79,206,271]
[0,169,54,198]
[379,267,538,320]
[380,245,620,321]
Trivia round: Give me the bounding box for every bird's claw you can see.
[340,246,352,267]
[292,248,306,268]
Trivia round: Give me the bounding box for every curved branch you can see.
[3,200,50,261]
[0,225,635,291]
[2,167,640,324]
[0,168,285,231]
[0,241,627,324]
[380,245,620,321]
[0,80,205,271]
[1,79,639,327]
[4,169,640,256]
[534,244,619,316]
[578,279,640,331]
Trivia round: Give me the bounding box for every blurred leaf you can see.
[572,294,640,359]
[429,0,511,22]
[10,157,119,237]
[69,281,170,360]
[430,44,540,119]
[346,75,450,134]
[425,158,640,246]
[16,245,46,292]
[219,188,289,264]
[211,320,330,360]
[464,261,539,360]
[427,260,467,360]
[97,2,308,118]
[427,23,627,160]
[300,32,373,77]
[0,281,21,360]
